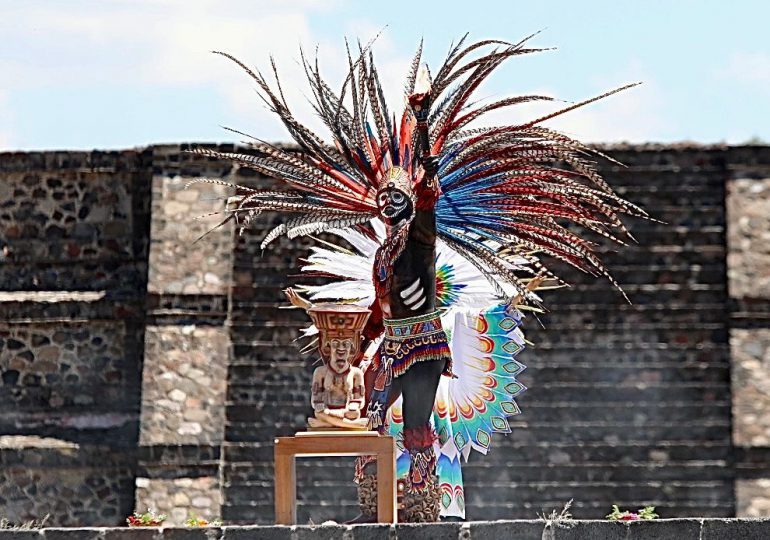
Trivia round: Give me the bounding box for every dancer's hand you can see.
[284,287,312,311]
[506,275,547,312]
[420,155,440,178]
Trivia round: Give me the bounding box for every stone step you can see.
[24,519,764,538]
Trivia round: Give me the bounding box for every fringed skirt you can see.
[380,310,453,380]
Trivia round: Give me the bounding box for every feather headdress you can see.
[191,34,646,300]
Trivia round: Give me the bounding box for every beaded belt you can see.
[383,310,444,339]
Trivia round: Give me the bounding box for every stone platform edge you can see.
[2,519,770,540]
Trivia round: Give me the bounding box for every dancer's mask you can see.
[377,167,415,226]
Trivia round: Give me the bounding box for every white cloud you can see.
[718,51,770,85]
[0,0,380,144]
[0,4,666,148]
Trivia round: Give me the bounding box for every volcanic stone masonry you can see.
[0,143,769,526]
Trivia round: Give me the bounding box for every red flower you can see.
[126,511,166,527]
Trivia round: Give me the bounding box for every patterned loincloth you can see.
[381,310,453,379]
[366,311,453,431]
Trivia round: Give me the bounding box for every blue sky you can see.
[1,0,768,151]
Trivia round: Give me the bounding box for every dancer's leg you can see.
[399,359,446,522]
[400,359,445,429]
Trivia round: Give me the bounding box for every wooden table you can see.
[274,431,397,524]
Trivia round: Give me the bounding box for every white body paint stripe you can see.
[403,288,424,305]
[400,278,421,298]
[410,296,427,310]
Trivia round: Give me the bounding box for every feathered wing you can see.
[385,305,528,518]
[297,221,521,310]
[295,222,382,306]
[437,305,527,461]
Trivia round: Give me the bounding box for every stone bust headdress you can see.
[307,304,371,363]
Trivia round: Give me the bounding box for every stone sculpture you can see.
[285,289,370,430]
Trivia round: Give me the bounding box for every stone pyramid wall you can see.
[1,144,769,525]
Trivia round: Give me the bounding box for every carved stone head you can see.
[307,304,371,366]
[328,337,355,373]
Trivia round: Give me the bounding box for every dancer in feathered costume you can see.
[293,222,538,519]
[191,33,646,522]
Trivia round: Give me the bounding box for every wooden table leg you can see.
[376,442,397,523]
[274,441,296,525]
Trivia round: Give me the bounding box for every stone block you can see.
[701,518,770,540]
[625,519,703,540]
[0,445,136,527]
[293,524,350,540]
[221,526,293,540]
[737,479,770,517]
[348,524,391,540]
[0,531,43,540]
[146,175,232,296]
[546,521,628,540]
[103,529,160,540]
[394,522,461,540]
[8,522,770,540]
[134,477,222,527]
[726,177,770,299]
[161,528,222,540]
[139,325,228,446]
[731,329,770,447]
[43,529,105,540]
[550,519,703,540]
[468,520,544,540]
[0,321,132,415]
